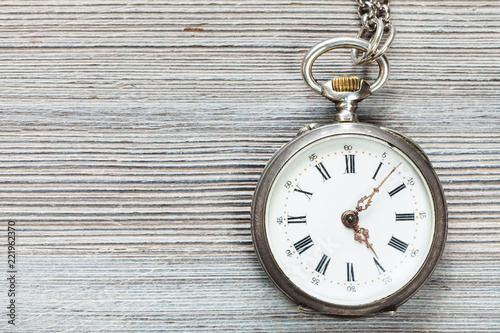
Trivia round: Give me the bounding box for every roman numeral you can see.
[315,254,331,275]
[294,185,313,200]
[294,235,314,255]
[287,215,307,224]
[346,262,355,281]
[388,183,406,197]
[372,162,383,180]
[344,155,356,174]
[388,236,409,253]
[373,257,385,274]
[315,162,331,181]
[395,213,415,221]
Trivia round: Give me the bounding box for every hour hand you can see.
[341,210,378,258]
[354,226,378,259]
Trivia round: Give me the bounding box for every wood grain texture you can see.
[0,1,498,332]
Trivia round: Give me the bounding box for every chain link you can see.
[352,0,394,64]
[357,0,391,32]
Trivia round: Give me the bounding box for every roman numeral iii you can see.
[315,254,331,275]
[294,235,314,255]
[388,236,409,253]
[315,162,331,181]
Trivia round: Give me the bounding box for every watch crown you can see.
[331,75,361,92]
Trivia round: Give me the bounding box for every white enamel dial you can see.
[265,134,435,306]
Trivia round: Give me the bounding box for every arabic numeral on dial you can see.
[276,217,283,225]
[344,145,352,151]
[285,249,292,257]
[311,277,320,286]
[347,286,356,292]
[284,181,292,189]
[382,152,387,158]
[309,153,317,161]
[382,277,392,285]
[410,249,420,257]
[419,211,427,219]
[408,177,415,186]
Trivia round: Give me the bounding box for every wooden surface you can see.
[0,1,499,332]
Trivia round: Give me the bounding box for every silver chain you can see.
[352,0,395,64]
[357,0,391,32]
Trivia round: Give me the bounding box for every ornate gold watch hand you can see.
[341,162,401,257]
[341,210,378,258]
[355,162,402,213]
[354,226,378,259]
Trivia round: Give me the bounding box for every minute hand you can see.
[355,162,402,213]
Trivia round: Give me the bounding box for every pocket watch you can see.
[251,1,447,317]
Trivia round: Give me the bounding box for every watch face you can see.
[252,124,447,315]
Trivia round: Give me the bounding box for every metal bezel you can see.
[251,122,447,317]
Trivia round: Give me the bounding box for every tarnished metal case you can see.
[251,122,447,317]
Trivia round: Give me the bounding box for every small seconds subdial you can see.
[266,134,435,306]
